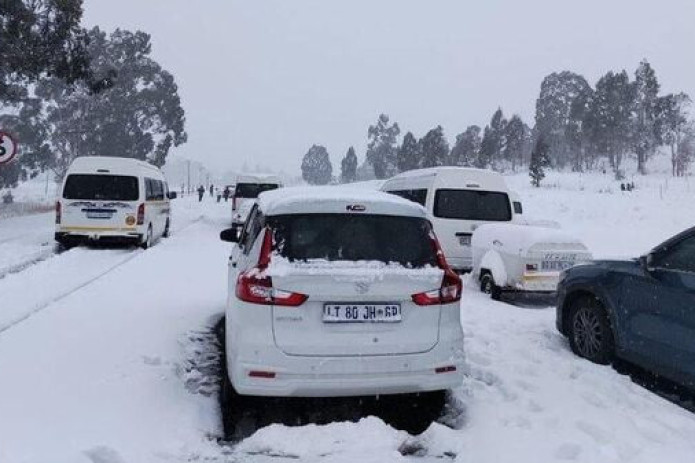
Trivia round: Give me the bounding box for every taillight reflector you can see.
[136,203,145,225]
[235,228,308,307]
[412,232,462,306]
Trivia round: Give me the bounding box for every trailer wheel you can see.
[480,273,502,300]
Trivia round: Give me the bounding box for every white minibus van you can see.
[55,156,175,249]
[232,174,283,225]
[381,167,513,271]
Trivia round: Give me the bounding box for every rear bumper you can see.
[228,338,465,398]
[447,256,473,272]
[516,272,560,292]
[55,230,142,246]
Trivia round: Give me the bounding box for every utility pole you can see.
[187,160,191,194]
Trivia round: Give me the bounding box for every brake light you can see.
[412,232,463,306]
[235,228,308,307]
[55,201,61,225]
[137,203,145,225]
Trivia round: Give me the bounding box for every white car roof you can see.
[67,156,162,177]
[258,186,428,218]
[236,173,283,184]
[382,167,508,191]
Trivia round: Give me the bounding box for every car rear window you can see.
[433,189,512,221]
[271,214,438,268]
[234,183,279,198]
[63,174,139,201]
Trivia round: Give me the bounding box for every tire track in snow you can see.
[0,216,203,335]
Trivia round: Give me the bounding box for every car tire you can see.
[568,297,615,365]
[141,225,153,250]
[163,219,171,238]
[480,273,502,300]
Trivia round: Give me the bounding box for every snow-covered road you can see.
[2,179,695,463]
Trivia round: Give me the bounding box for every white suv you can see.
[220,187,465,399]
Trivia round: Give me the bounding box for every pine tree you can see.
[632,59,661,174]
[366,114,400,179]
[535,71,592,168]
[587,70,635,176]
[340,146,358,183]
[503,115,526,171]
[529,136,550,187]
[450,125,481,167]
[397,132,420,172]
[419,126,450,168]
[478,108,506,170]
[301,144,333,185]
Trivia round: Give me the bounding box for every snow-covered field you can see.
[1,165,695,463]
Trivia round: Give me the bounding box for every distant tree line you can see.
[301,59,693,186]
[0,0,187,189]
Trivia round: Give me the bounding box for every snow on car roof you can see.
[258,186,428,218]
[473,223,585,251]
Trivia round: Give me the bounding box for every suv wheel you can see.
[568,297,614,365]
[480,273,501,300]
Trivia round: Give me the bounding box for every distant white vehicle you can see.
[232,174,283,225]
[219,186,464,402]
[471,223,593,299]
[55,156,175,249]
[381,167,514,272]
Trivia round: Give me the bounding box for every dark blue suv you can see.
[557,227,695,389]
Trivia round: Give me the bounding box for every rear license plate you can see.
[323,304,402,323]
[542,260,574,271]
[86,212,113,219]
[457,235,471,246]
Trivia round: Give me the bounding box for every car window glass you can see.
[387,189,427,206]
[655,236,695,273]
[243,210,265,255]
[63,174,139,201]
[434,189,512,221]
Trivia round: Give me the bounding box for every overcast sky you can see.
[83,0,695,176]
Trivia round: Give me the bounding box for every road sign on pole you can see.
[0,131,18,165]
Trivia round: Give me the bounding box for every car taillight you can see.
[526,263,538,272]
[55,201,61,225]
[412,232,463,306]
[235,228,308,307]
[232,196,237,211]
[137,203,145,225]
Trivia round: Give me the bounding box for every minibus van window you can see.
[235,183,280,198]
[434,189,512,221]
[63,174,139,201]
[387,189,427,206]
[271,214,437,268]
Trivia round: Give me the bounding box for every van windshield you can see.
[63,174,139,201]
[235,183,279,198]
[434,189,511,221]
[270,214,438,268]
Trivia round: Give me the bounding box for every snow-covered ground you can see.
[1,165,695,463]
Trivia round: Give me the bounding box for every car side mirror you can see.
[640,253,654,271]
[220,226,241,243]
[167,192,177,200]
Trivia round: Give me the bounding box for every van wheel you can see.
[141,225,153,250]
[568,297,614,365]
[480,273,501,300]
[163,219,171,238]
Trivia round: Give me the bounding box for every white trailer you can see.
[471,223,592,299]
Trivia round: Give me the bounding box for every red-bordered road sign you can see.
[0,131,18,165]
